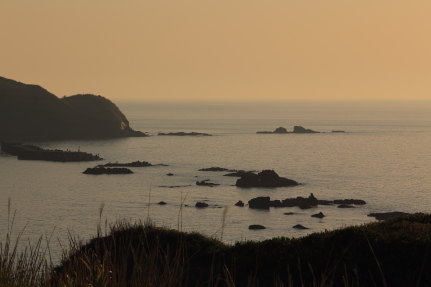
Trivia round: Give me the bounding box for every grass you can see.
[2,208,431,286]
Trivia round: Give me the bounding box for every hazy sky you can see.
[1,0,431,101]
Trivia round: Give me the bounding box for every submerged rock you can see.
[158,201,167,205]
[196,180,220,187]
[338,204,355,208]
[236,170,299,188]
[249,224,266,230]
[368,212,410,221]
[83,167,133,175]
[199,167,235,172]
[293,224,309,230]
[166,173,174,176]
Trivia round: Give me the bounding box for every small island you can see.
[98,161,168,167]
[1,142,102,162]
[83,167,133,175]
[158,132,212,136]
[236,170,299,188]
[257,126,319,134]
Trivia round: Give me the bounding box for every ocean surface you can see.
[1,100,431,260]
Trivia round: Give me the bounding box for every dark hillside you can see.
[0,77,145,140]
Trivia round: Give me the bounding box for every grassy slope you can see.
[50,214,431,287]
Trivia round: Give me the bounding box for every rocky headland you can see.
[0,76,146,141]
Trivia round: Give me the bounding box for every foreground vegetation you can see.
[2,213,431,286]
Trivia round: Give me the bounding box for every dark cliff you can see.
[0,77,145,140]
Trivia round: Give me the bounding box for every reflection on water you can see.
[0,100,430,260]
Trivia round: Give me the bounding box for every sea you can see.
[1,100,431,260]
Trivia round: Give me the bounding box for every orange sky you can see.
[1,0,431,101]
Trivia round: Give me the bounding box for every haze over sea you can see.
[1,100,430,260]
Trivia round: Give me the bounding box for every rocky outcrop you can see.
[99,161,153,167]
[256,126,319,134]
[292,126,319,133]
[248,194,366,210]
[248,197,271,209]
[333,199,366,205]
[99,161,168,168]
[256,127,288,134]
[0,76,146,141]
[1,142,102,162]
[83,167,133,175]
[158,132,211,136]
[236,170,299,188]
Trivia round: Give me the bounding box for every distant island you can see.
[257,126,320,134]
[0,76,146,141]
[158,132,212,136]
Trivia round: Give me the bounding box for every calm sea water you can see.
[1,101,430,260]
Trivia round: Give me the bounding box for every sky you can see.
[1,0,431,101]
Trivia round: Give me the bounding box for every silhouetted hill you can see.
[0,77,145,140]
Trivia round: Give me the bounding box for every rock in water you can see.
[199,167,235,172]
[235,200,245,207]
[158,132,211,136]
[248,197,270,209]
[83,167,133,175]
[249,224,266,230]
[333,199,366,205]
[293,126,319,133]
[293,224,309,230]
[196,180,219,187]
[236,170,298,188]
[195,202,209,208]
[273,127,288,133]
[311,212,325,218]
